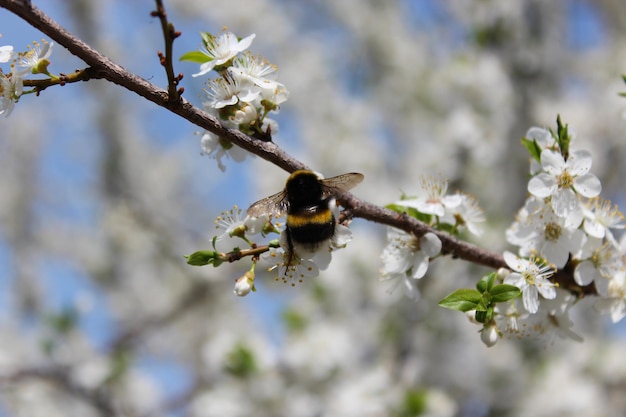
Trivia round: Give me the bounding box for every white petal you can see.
[566,149,592,176]
[573,173,601,198]
[192,61,216,77]
[526,127,554,147]
[411,252,430,279]
[504,272,524,288]
[234,33,256,52]
[421,233,442,257]
[402,276,420,300]
[528,174,556,198]
[381,246,411,275]
[541,241,570,269]
[594,278,610,298]
[567,229,586,254]
[540,150,565,175]
[523,286,540,313]
[503,251,522,271]
[583,219,605,239]
[564,207,584,230]
[536,280,556,299]
[574,261,595,286]
[551,188,579,218]
[311,248,332,270]
[332,224,353,247]
[442,194,463,209]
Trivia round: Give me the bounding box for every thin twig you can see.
[22,67,96,93]
[152,0,183,101]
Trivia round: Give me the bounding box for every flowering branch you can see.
[0,0,508,269]
[1,0,609,329]
[0,0,302,171]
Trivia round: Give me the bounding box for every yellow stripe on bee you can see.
[287,210,334,227]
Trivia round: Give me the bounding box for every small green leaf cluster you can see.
[522,114,571,161]
[438,272,521,324]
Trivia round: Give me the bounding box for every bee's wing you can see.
[246,190,289,218]
[321,172,364,195]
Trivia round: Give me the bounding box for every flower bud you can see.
[234,269,255,297]
[480,322,500,348]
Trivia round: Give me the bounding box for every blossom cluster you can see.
[380,176,485,299]
[187,200,354,297]
[182,31,289,171]
[489,122,625,346]
[0,39,54,117]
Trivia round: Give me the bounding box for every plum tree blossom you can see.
[191,31,256,77]
[528,149,601,218]
[380,229,442,298]
[502,251,557,314]
[15,40,53,75]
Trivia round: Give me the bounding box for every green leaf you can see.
[179,51,211,63]
[489,284,522,303]
[556,114,570,157]
[476,272,496,293]
[435,222,457,236]
[385,203,433,223]
[439,289,482,312]
[385,203,408,213]
[521,137,542,163]
[185,250,222,267]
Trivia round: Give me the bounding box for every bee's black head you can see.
[285,170,324,207]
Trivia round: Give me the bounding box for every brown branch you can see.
[0,0,595,297]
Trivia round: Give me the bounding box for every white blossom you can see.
[200,131,249,171]
[582,198,624,245]
[192,32,256,77]
[15,40,53,75]
[380,229,441,299]
[573,237,621,294]
[503,251,557,314]
[528,149,601,218]
[595,271,626,322]
[0,69,23,117]
[395,176,462,217]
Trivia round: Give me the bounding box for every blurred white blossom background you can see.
[1,1,626,416]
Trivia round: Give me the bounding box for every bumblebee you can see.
[247,170,364,271]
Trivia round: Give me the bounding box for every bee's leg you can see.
[283,227,295,280]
